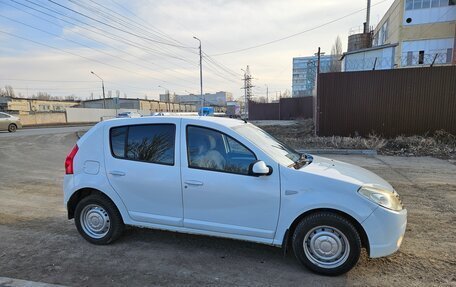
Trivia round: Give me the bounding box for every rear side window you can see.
[110,124,175,165]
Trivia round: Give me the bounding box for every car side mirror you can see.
[249,160,273,176]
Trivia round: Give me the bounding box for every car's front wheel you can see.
[74,194,124,244]
[8,123,17,132]
[292,212,361,276]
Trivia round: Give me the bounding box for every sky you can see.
[0,0,394,102]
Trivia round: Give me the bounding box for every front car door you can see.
[180,119,281,242]
[104,118,183,226]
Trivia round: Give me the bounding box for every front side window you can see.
[187,126,256,175]
[110,124,175,165]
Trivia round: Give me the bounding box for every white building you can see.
[292,55,333,97]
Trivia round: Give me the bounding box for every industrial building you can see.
[342,0,455,71]
[80,98,197,113]
[174,91,232,107]
[0,97,79,114]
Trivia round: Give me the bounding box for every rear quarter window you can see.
[110,124,176,165]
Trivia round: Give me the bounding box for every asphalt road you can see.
[0,128,455,286]
[0,126,91,138]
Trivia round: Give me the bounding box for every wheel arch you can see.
[284,208,370,256]
[67,187,117,220]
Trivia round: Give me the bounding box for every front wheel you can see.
[8,124,17,132]
[292,212,361,276]
[74,194,124,244]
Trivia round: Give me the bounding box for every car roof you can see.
[104,116,247,128]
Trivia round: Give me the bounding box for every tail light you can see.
[65,145,79,174]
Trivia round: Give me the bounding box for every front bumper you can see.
[362,206,407,258]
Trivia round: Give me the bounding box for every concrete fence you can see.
[18,112,67,126]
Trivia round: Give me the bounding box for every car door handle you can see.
[109,170,126,176]
[184,180,204,186]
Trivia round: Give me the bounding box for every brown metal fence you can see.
[317,66,456,137]
[248,97,313,120]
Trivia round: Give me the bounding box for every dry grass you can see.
[259,120,456,160]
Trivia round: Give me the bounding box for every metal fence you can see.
[248,97,313,120]
[317,65,456,137]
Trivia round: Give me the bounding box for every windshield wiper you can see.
[291,153,313,169]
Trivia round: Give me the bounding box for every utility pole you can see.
[315,47,321,136]
[265,84,269,103]
[91,71,106,109]
[193,36,204,110]
[241,65,254,119]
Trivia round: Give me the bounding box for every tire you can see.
[8,124,17,132]
[74,194,124,244]
[292,212,361,276]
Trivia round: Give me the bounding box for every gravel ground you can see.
[0,130,455,286]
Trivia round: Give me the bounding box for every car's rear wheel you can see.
[74,194,124,244]
[8,123,17,132]
[292,212,361,276]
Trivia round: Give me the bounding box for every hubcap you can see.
[80,204,110,239]
[303,226,350,269]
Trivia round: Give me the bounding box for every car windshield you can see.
[233,123,301,167]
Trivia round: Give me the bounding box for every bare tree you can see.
[3,85,16,97]
[330,36,343,72]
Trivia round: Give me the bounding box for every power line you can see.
[9,0,198,67]
[210,0,390,56]
[0,13,199,87]
[46,0,196,50]
[0,29,193,90]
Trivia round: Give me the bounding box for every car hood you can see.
[300,155,394,191]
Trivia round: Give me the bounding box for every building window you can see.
[407,51,413,66]
[408,0,448,9]
[406,0,414,9]
[418,51,425,64]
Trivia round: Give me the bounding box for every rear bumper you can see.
[16,121,23,129]
[362,207,407,258]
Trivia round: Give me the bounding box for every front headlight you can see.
[358,186,403,211]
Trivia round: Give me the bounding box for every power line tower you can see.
[241,65,254,119]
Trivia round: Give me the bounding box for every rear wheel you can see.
[292,212,361,276]
[74,194,124,244]
[8,123,17,132]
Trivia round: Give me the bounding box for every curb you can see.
[297,149,377,156]
[23,123,95,129]
[0,277,66,287]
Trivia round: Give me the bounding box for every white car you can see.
[63,116,406,275]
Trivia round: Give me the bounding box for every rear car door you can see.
[104,119,183,226]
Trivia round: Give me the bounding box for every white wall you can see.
[403,5,456,25]
[66,108,150,123]
[401,37,454,65]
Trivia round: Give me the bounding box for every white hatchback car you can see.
[64,116,407,275]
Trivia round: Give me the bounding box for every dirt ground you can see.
[256,120,456,160]
[0,129,455,286]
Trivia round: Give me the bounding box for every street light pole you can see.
[90,71,106,109]
[193,36,203,110]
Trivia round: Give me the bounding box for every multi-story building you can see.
[342,0,455,71]
[292,55,333,97]
[174,91,232,107]
[0,97,79,114]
